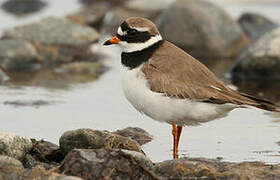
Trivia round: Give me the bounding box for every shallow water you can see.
[0,0,280,163]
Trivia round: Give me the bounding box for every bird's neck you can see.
[121,40,164,70]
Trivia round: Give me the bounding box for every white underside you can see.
[121,65,239,126]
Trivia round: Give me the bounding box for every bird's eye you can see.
[128,29,138,34]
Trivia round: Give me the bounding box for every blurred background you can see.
[0,0,280,163]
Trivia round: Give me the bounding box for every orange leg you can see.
[172,123,183,159]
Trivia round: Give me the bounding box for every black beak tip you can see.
[103,40,112,46]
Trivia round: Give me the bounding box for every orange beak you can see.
[103,35,121,45]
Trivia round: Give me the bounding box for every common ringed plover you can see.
[104,17,279,159]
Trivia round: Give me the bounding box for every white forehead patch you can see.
[131,26,149,32]
[117,26,127,36]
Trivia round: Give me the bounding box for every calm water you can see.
[0,0,280,163]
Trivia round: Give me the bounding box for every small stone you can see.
[59,129,143,155]
[113,127,153,145]
[58,149,158,180]
[0,39,40,72]
[0,132,33,160]
[238,12,278,42]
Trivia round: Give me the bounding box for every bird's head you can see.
[104,17,162,53]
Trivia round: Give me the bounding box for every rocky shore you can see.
[1,128,280,180]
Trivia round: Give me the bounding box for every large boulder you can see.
[231,27,280,81]
[102,0,174,34]
[238,12,278,42]
[4,17,99,66]
[58,149,157,180]
[0,39,40,72]
[0,132,33,160]
[59,129,143,155]
[156,0,249,60]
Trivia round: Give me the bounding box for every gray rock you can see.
[114,127,153,145]
[156,0,249,60]
[231,27,280,81]
[0,132,33,160]
[0,68,9,83]
[58,149,158,180]
[1,0,47,16]
[238,12,278,42]
[59,129,143,156]
[0,39,40,72]
[102,0,173,34]
[4,17,100,66]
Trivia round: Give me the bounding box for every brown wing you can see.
[142,41,278,111]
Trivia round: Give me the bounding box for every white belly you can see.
[121,65,237,126]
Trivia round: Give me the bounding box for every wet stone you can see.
[0,132,33,160]
[59,129,143,155]
[238,12,278,42]
[0,39,40,72]
[1,0,47,16]
[113,127,153,145]
[156,0,248,60]
[58,149,158,180]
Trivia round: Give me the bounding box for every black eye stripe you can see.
[118,21,151,43]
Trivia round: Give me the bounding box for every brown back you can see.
[142,41,277,110]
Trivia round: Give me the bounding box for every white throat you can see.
[118,35,162,53]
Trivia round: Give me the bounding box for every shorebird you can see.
[104,17,279,159]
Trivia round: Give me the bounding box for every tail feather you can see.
[240,93,280,112]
